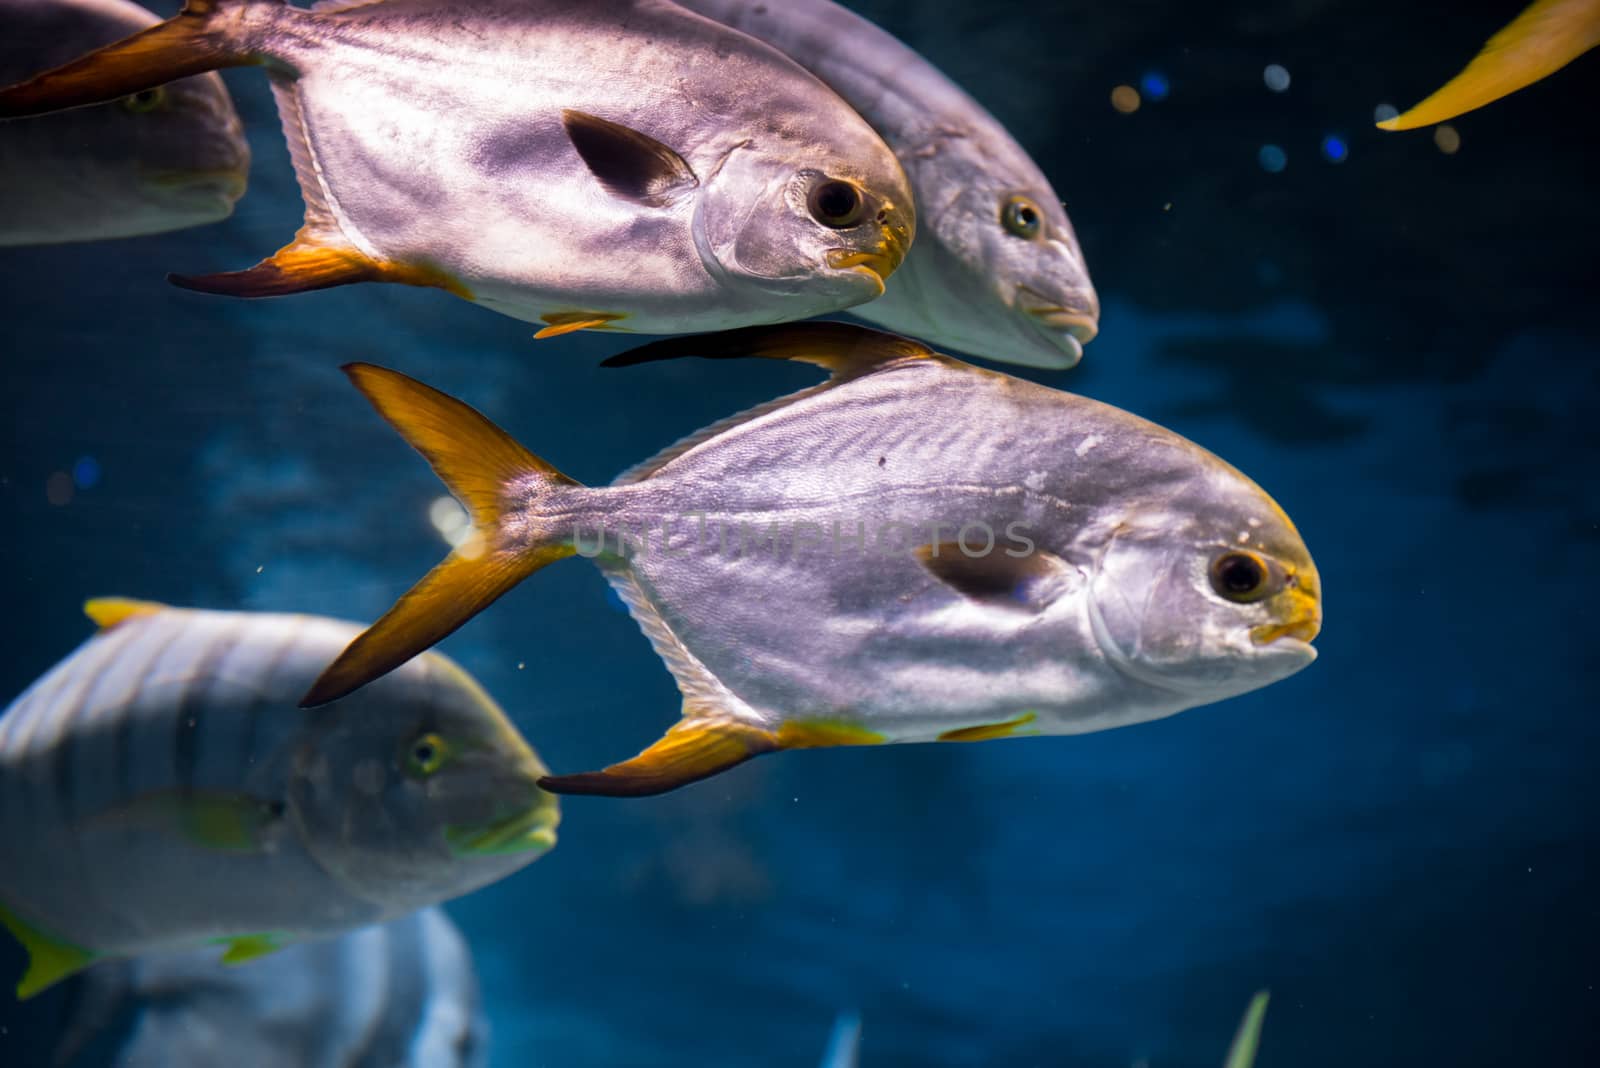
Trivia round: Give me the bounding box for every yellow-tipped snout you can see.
[1249,580,1322,647]
[825,207,911,293]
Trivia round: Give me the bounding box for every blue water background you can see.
[2,1,1595,1064]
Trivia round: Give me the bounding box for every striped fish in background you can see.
[0,599,559,1000]
[55,907,488,1068]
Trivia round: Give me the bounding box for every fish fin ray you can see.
[598,563,740,710]
[82,597,167,630]
[538,714,777,797]
[1378,0,1600,130]
[0,0,273,119]
[268,77,340,244]
[0,901,96,1000]
[301,365,583,705]
[562,109,698,207]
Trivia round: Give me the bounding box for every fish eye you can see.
[121,87,167,114]
[405,732,450,778]
[808,179,866,229]
[1002,195,1043,239]
[1209,550,1273,603]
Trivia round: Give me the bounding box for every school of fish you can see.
[0,0,1340,1056]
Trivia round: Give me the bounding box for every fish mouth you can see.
[446,800,560,857]
[825,216,911,296]
[141,168,249,204]
[1016,287,1099,361]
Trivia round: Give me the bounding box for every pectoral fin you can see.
[563,110,698,207]
[0,901,96,1000]
[1224,990,1271,1068]
[603,322,937,378]
[91,791,282,854]
[913,542,1078,612]
[538,716,778,797]
[217,932,284,965]
[534,312,625,339]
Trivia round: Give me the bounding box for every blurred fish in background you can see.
[53,907,487,1068]
[0,0,248,246]
[0,0,915,338]
[0,599,559,998]
[682,0,1099,368]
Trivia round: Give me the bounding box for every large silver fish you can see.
[0,598,558,999]
[0,0,914,338]
[56,908,487,1068]
[302,322,1322,797]
[679,0,1098,368]
[0,0,248,246]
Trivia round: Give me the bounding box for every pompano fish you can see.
[1377,0,1600,131]
[0,0,915,338]
[0,598,559,999]
[301,322,1322,797]
[678,0,1098,368]
[0,0,248,246]
[56,908,486,1068]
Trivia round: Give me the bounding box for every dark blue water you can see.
[2,2,1596,1065]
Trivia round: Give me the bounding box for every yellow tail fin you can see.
[0,0,278,119]
[1378,0,1600,130]
[0,901,96,1000]
[300,364,581,707]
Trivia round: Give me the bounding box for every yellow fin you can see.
[0,900,96,1000]
[776,719,886,748]
[534,312,625,340]
[301,364,581,706]
[170,241,473,301]
[603,321,938,378]
[1378,0,1600,130]
[938,712,1038,743]
[217,933,283,965]
[82,597,167,630]
[539,716,778,797]
[1224,990,1271,1068]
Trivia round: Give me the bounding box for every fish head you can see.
[1087,461,1320,702]
[905,177,1099,368]
[116,71,251,230]
[695,132,915,314]
[288,655,558,911]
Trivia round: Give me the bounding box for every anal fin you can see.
[0,901,96,1000]
[169,241,473,301]
[539,716,777,797]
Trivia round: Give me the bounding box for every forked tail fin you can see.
[0,0,286,119]
[300,364,583,707]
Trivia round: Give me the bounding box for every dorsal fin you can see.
[83,597,167,630]
[603,323,947,484]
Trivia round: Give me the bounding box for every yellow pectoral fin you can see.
[0,901,96,1000]
[1378,0,1600,130]
[938,713,1038,743]
[217,933,284,966]
[82,597,167,630]
[539,716,779,797]
[534,312,625,339]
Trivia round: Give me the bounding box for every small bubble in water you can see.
[1263,64,1291,92]
[517,660,525,670]
[1110,84,1140,113]
[1140,72,1170,101]
[1321,134,1348,163]
[255,565,263,574]
[1258,144,1288,173]
[1374,102,1399,124]
[72,456,101,489]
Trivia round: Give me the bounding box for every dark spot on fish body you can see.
[878,456,886,466]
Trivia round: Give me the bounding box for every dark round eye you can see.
[1210,551,1271,602]
[122,87,167,114]
[406,732,449,777]
[808,179,866,228]
[1002,195,1043,239]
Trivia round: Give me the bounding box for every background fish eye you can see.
[807,178,866,229]
[1208,549,1276,603]
[405,732,451,778]
[120,87,167,114]
[1001,194,1043,239]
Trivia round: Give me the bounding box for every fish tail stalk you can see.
[300,364,587,708]
[1377,0,1600,130]
[0,0,289,119]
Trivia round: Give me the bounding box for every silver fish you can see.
[0,598,558,999]
[303,322,1321,797]
[0,0,248,246]
[0,0,914,338]
[56,907,487,1068]
[679,0,1098,367]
